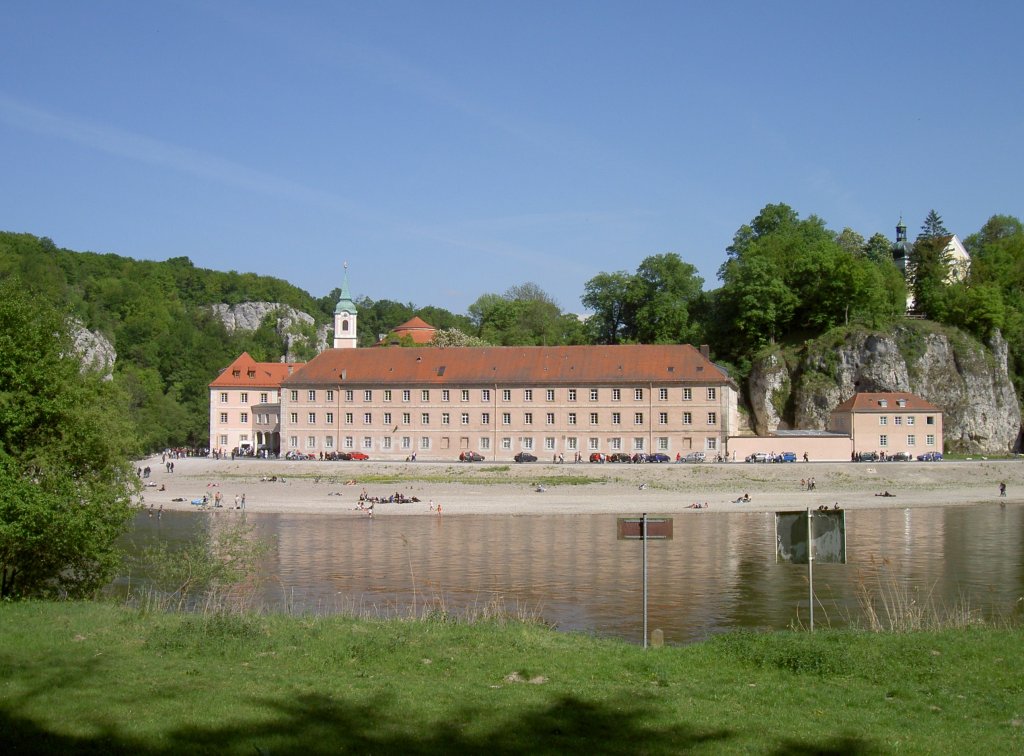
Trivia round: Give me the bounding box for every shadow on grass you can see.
[0,692,880,754]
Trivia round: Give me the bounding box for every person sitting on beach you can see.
[874,491,895,497]
[733,493,751,503]
[159,484,166,491]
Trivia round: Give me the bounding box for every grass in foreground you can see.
[1,601,1021,754]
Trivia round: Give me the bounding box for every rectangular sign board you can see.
[775,510,846,564]
[617,517,673,540]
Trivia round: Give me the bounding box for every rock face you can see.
[747,325,1021,453]
[210,302,329,361]
[71,321,116,380]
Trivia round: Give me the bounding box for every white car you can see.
[746,452,769,463]
[685,451,706,463]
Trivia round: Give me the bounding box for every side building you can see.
[278,344,739,461]
[209,352,305,456]
[829,391,943,458]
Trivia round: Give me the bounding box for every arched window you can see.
[342,320,349,331]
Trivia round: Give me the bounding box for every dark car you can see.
[609,452,632,463]
[855,451,879,462]
[917,451,943,462]
[349,451,370,461]
[589,452,607,463]
[646,453,671,463]
[459,451,485,462]
[890,451,913,462]
[514,452,537,463]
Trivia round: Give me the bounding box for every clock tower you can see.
[333,263,358,349]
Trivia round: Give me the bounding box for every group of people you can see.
[358,490,421,505]
[800,477,817,491]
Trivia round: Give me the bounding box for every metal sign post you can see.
[618,514,673,648]
[775,508,847,632]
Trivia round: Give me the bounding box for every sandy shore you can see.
[135,454,1023,517]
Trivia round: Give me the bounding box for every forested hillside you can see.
[3,204,1021,453]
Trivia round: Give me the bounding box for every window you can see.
[481,412,490,424]
[326,390,333,401]
[568,412,577,425]
[345,390,354,402]
[683,412,692,425]
[502,412,511,425]
[590,389,599,401]
[420,437,430,449]
[894,416,903,425]
[219,412,228,423]
[659,388,668,401]
[442,389,450,401]
[590,412,598,424]
[402,390,411,402]
[612,389,621,401]
[383,412,392,425]
[907,435,916,446]
[707,412,717,425]
[307,436,316,449]
[567,438,578,450]
[363,437,372,449]
[545,437,555,450]
[612,412,621,425]
[524,389,533,401]
[634,388,643,401]
[363,412,372,424]
[481,389,490,401]
[421,413,430,425]
[421,390,430,402]
[326,412,334,424]
[706,438,717,451]
[345,412,353,424]
[879,400,888,408]
[907,416,915,426]
[260,392,269,403]
[683,388,692,401]
[634,412,644,425]
[382,437,392,449]
[658,412,668,425]
[325,436,334,449]
[610,437,622,450]
[442,412,451,425]
[240,392,249,403]
[546,389,555,401]
[461,413,470,425]
[220,392,228,403]
[546,412,555,425]
[523,438,534,450]
[307,413,315,424]
[880,416,888,425]
[308,390,316,401]
[568,389,577,401]
[290,390,298,401]
[707,387,717,401]
[502,437,512,449]
[401,437,411,450]
[402,412,411,424]
[384,389,392,402]
[926,434,935,445]
[364,390,372,401]
[589,438,599,450]
[219,435,228,446]
[289,436,298,448]
[926,416,935,425]
[657,437,668,450]
[633,438,645,451]
[524,412,533,425]
[462,389,470,401]
[480,437,490,450]
[502,389,511,401]
[289,412,298,424]
[880,434,888,447]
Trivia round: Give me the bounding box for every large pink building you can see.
[829,391,943,458]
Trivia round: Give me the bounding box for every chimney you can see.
[699,344,710,360]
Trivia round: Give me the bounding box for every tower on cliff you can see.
[333,263,358,349]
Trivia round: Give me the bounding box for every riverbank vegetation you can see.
[1,600,1020,753]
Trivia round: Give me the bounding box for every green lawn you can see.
[1,601,1021,754]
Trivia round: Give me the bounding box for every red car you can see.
[459,451,485,462]
[349,452,370,461]
[589,452,607,463]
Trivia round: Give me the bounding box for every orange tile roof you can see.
[374,316,437,346]
[832,391,940,413]
[283,344,732,387]
[209,352,304,388]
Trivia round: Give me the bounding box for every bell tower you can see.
[333,263,358,349]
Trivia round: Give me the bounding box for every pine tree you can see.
[917,209,949,241]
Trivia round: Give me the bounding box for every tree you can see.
[917,209,949,241]
[0,277,138,599]
[429,328,491,348]
[581,271,640,344]
[908,236,953,318]
[862,232,895,265]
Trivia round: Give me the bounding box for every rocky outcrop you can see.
[71,321,116,380]
[210,302,329,360]
[747,325,1021,453]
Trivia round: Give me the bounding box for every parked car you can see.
[745,452,768,463]
[890,451,914,462]
[609,452,632,463]
[685,451,706,463]
[589,452,607,463]
[917,451,943,462]
[459,451,485,462]
[349,452,370,461]
[776,451,798,463]
[647,453,671,463]
[514,452,537,463]
[855,451,880,462]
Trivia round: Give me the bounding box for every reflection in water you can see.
[122,505,1024,644]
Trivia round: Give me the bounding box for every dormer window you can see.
[248,370,256,378]
[232,370,240,377]
[897,399,907,407]
[879,400,888,408]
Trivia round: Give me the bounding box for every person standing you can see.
[234,494,240,509]
[999,482,1007,497]
[240,493,246,510]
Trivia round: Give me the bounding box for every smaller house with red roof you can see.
[374,316,438,347]
[829,392,943,459]
[209,352,304,456]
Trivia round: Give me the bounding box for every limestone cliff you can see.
[747,324,1021,453]
[210,302,330,360]
[70,321,116,380]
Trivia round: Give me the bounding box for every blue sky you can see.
[2,1,1021,315]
